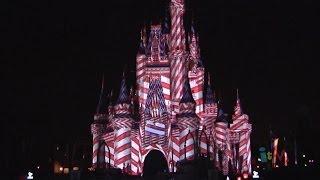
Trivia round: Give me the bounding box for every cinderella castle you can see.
[91,0,252,177]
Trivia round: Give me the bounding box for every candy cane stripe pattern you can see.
[199,129,208,155]
[189,69,205,119]
[131,129,141,175]
[229,90,252,174]
[170,0,187,113]
[89,0,253,176]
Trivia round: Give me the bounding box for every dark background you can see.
[1,0,319,174]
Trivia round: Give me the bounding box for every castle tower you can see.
[230,90,252,174]
[91,76,108,168]
[177,79,199,160]
[113,75,133,169]
[170,0,188,114]
[199,74,218,157]
[187,23,205,119]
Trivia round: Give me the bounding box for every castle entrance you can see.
[143,150,168,179]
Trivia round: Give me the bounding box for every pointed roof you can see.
[180,79,195,104]
[144,79,167,115]
[234,89,242,116]
[188,20,203,67]
[107,90,114,107]
[116,73,129,104]
[161,9,170,34]
[205,73,215,104]
[138,28,146,55]
[216,109,228,123]
[96,75,107,114]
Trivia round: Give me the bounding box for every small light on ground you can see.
[243,173,249,179]
[59,167,63,171]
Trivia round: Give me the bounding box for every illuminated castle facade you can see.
[91,0,252,176]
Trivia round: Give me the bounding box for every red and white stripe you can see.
[131,130,141,175]
[91,123,102,168]
[199,129,208,156]
[188,69,205,119]
[189,32,200,61]
[160,75,171,108]
[114,128,131,169]
[170,0,187,113]
[170,0,186,51]
[136,54,145,84]
[203,103,218,129]
[102,132,115,167]
[215,122,228,145]
[170,53,186,113]
[241,132,251,174]
[169,128,180,172]
[179,128,195,160]
[230,114,249,131]
[92,133,100,168]
[139,80,149,108]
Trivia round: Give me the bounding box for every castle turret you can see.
[91,76,107,168]
[199,73,217,156]
[113,74,133,169]
[230,89,252,174]
[177,79,199,160]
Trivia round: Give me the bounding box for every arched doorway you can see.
[143,150,168,178]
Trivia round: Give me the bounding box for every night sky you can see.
[2,0,319,172]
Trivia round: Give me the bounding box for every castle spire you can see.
[162,6,170,34]
[95,74,107,114]
[170,0,186,51]
[116,72,129,105]
[189,19,201,65]
[170,0,188,112]
[205,72,215,104]
[138,29,146,55]
[234,88,242,116]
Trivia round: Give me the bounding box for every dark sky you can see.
[2,0,319,171]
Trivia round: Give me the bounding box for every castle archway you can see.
[143,150,169,178]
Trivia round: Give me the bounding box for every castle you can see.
[91,0,252,176]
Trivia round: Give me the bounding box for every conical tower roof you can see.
[216,109,228,123]
[180,79,195,104]
[96,75,107,114]
[116,74,129,104]
[205,73,215,104]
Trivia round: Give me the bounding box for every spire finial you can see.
[234,88,242,116]
[236,88,239,100]
[208,72,211,86]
